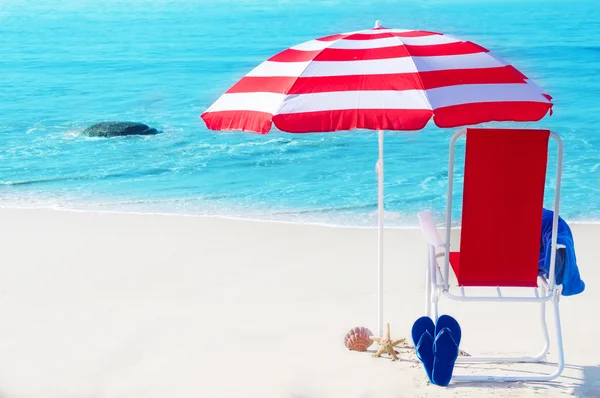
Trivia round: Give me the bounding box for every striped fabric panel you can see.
[241,52,510,79]
[225,66,526,94]
[227,64,529,95]
[201,28,553,133]
[276,91,431,114]
[272,109,433,132]
[269,42,487,62]
[210,84,549,115]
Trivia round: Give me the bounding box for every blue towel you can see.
[539,208,585,296]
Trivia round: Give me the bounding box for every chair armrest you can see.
[417,211,446,248]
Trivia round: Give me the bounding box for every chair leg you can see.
[452,289,565,382]
[425,245,432,318]
[427,245,440,322]
[537,290,550,362]
[552,291,565,377]
[432,286,439,322]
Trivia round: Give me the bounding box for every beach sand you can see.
[0,208,597,397]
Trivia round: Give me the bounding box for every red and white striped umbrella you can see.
[200,21,552,335]
[201,21,552,134]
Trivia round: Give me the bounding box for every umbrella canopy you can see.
[201,21,552,336]
[201,21,552,134]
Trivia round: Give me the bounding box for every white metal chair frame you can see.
[418,129,565,382]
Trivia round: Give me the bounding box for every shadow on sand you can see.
[573,365,600,397]
[444,363,600,397]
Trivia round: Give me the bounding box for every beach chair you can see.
[418,128,565,382]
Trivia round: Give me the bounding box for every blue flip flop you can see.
[434,315,461,346]
[432,315,461,386]
[411,316,435,383]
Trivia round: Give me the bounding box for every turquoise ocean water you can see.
[1,0,599,227]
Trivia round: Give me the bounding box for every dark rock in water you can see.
[83,122,159,137]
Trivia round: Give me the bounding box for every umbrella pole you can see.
[376,130,384,337]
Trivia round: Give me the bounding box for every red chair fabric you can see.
[450,128,550,287]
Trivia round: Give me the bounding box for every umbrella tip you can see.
[374,20,383,28]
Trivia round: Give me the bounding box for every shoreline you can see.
[0,202,428,229]
[2,202,599,230]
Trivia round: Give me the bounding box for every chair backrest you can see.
[455,128,550,287]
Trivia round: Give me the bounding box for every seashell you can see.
[344,326,374,352]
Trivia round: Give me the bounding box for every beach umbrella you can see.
[201,21,552,336]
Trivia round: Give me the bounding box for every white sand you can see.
[0,208,598,397]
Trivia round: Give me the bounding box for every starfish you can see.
[369,323,406,361]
